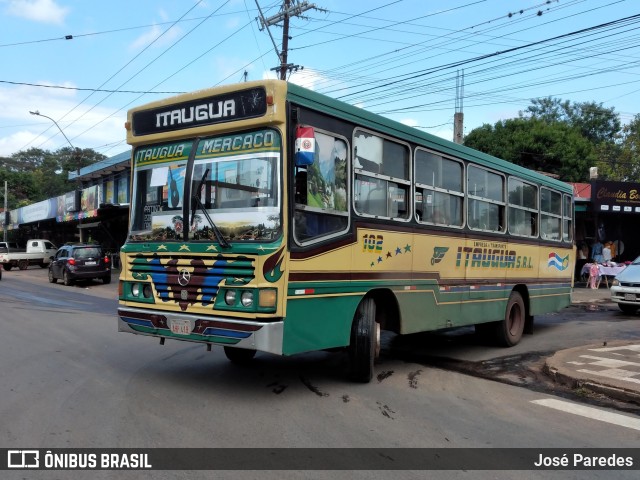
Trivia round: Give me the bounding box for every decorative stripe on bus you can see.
[286,282,571,298]
[288,269,570,283]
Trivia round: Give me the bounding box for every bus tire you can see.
[496,291,525,347]
[223,346,256,365]
[349,298,379,383]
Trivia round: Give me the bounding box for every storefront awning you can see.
[77,221,101,229]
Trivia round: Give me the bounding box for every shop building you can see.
[572,180,640,278]
[1,150,131,256]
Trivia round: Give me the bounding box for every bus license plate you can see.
[625,293,636,301]
[170,319,191,335]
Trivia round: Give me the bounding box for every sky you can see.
[0,0,639,159]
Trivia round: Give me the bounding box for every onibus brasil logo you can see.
[548,252,570,271]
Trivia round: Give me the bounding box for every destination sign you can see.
[132,87,267,135]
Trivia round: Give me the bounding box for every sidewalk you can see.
[543,283,640,404]
[570,282,618,310]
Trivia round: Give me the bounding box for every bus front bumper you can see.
[117,307,284,355]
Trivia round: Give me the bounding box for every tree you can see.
[464,117,596,182]
[521,97,620,144]
[595,114,640,181]
[0,147,107,206]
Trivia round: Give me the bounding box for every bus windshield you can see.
[128,128,281,243]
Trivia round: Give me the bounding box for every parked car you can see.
[48,244,111,286]
[610,257,640,314]
[0,239,57,270]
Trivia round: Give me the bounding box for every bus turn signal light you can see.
[259,289,277,308]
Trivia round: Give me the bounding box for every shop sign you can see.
[591,180,640,213]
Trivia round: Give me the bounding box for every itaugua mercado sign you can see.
[591,180,640,213]
[132,87,267,136]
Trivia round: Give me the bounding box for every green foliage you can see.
[594,114,640,181]
[0,147,106,208]
[464,118,595,182]
[464,97,637,182]
[522,97,620,144]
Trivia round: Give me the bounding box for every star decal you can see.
[157,244,168,251]
[179,244,191,251]
[367,242,413,268]
[206,245,218,252]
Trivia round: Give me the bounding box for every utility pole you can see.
[453,69,464,144]
[280,0,291,80]
[3,181,7,242]
[256,0,319,80]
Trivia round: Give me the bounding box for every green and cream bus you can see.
[117,79,575,382]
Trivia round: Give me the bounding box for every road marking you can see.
[577,367,640,383]
[579,354,640,368]
[531,399,640,431]
[588,345,640,353]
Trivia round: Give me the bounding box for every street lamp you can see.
[29,110,76,152]
[29,110,84,241]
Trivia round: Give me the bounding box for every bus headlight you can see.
[225,290,237,305]
[131,283,141,297]
[241,291,254,307]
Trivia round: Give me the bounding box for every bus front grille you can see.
[127,253,255,309]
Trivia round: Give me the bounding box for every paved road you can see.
[1,267,639,479]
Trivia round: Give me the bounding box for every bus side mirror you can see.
[294,125,316,166]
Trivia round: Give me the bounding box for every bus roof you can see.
[285,81,573,194]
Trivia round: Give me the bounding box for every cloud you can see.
[399,118,419,128]
[0,83,127,157]
[4,0,69,25]
[129,23,183,52]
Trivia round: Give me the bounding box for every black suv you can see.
[48,244,111,286]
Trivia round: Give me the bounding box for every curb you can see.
[543,362,640,404]
[543,342,640,405]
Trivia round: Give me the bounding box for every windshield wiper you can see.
[191,168,230,248]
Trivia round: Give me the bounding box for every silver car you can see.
[610,258,640,314]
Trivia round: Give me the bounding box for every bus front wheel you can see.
[496,291,525,347]
[349,298,380,383]
[223,346,256,365]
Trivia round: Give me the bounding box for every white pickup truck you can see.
[0,239,58,270]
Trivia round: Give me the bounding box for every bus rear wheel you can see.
[223,346,256,365]
[496,291,525,347]
[349,298,379,383]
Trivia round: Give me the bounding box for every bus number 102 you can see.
[362,234,383,253]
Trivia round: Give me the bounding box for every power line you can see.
[0,80,184,95]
